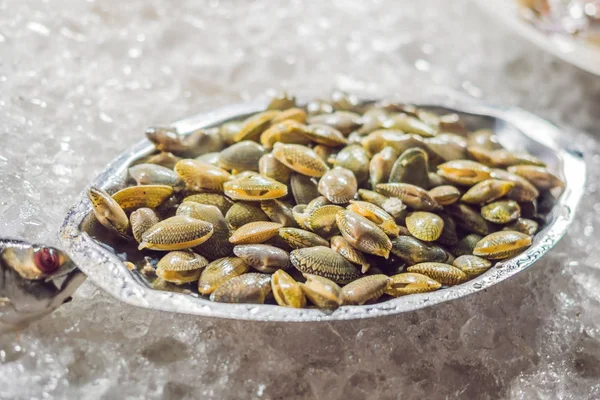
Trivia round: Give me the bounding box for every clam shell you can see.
[156,251,208,284]
[139,215,214,251]
[317,167,358,204]
[473,231,532,260]
[272,143,330,178]
[223,174,288,201]
[198,257,250,295]
[271,270,306,308]
[112,185,174,212]
[336,210,392,259]
[229,221,283,245]
[290,246,361,284]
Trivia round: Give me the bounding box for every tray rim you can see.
[472,0,600,76]
[58,93,586,322]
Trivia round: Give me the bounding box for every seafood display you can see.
[518,0,600,48]
[83,92,565,310]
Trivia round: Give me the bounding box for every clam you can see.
[460,179,515,205]
[138,215,214,251]
[356,189,406,220]
[304,124,348,147]
[307,111,362,135]
[385,273,442,297]
[299,273,343,309]
[361,130,426,155]
[336,210,392,258]
[375,183,441,212]
[503,218,539,235]
[112,185,174,212]
[466,129,502,150]
[428,185,461,205]
[183,193,235,215]
[271,107,307,124]
[174,159,231,192]
[313,144,336,163]
[234,110,280,142]
[369,146,399,187]
[330,90,362,112]
[219,121,243,145]
[260,120,311,149]
[424,134,468,162]
[223,174,288,201]
[507,165,564,191]
[271,269,306,308]
[278,227,329,249]
[198,257,250,295]
[358,108,388,134]
[156,251,208,284]
[140,151,181,169]
[229,221,283,245]
[453,255,492,278]
[233,244,290,273]
[481,200,521,224]
[258,153,293,183]
[388,147,430,188]
[468,147,545,168]
[437,160,491,186]
[306,98,334,115]
[305,196,331,213]
[209,273,272,304]
[306,204,344,238]
[225,202,270,230]
[332,144,370,186]
[406,262,468,286]
[489,169,539,202]
[195,152,221,166]
[405,212,444,242]
[128,163,184,190]
[451,234,484,257]
[390,235,450,265]
[317,167,358,204]
[146,126,223,157]
[176,203,234,260]
[87,187,129,237]
[290,173,320,205]
[341,275,390,305]
[427,172,450,188]
[266,92,296,110]
[272,142,330,178]
[473,231,532,260]
[436,212,459,246]
[130,208,159,243]
[261,200,298,227]
[346,200,400,237]
[291,205,311,230]
[444,203,489,236]
[218,140,266,171]
[290,246,361,284]
[330,235,370,273]
[385,113,437,137]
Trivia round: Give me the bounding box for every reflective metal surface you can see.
[58,93,586,321]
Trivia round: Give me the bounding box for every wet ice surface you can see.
[0,0,600,398]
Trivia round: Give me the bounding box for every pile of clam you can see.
[87,92,564,309]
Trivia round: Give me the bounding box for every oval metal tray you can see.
[58,94,585,321]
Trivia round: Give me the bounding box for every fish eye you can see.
[34,247,60,273]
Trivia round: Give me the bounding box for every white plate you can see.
[473,0,600,76]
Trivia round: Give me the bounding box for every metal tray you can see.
[58,93,586,322]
